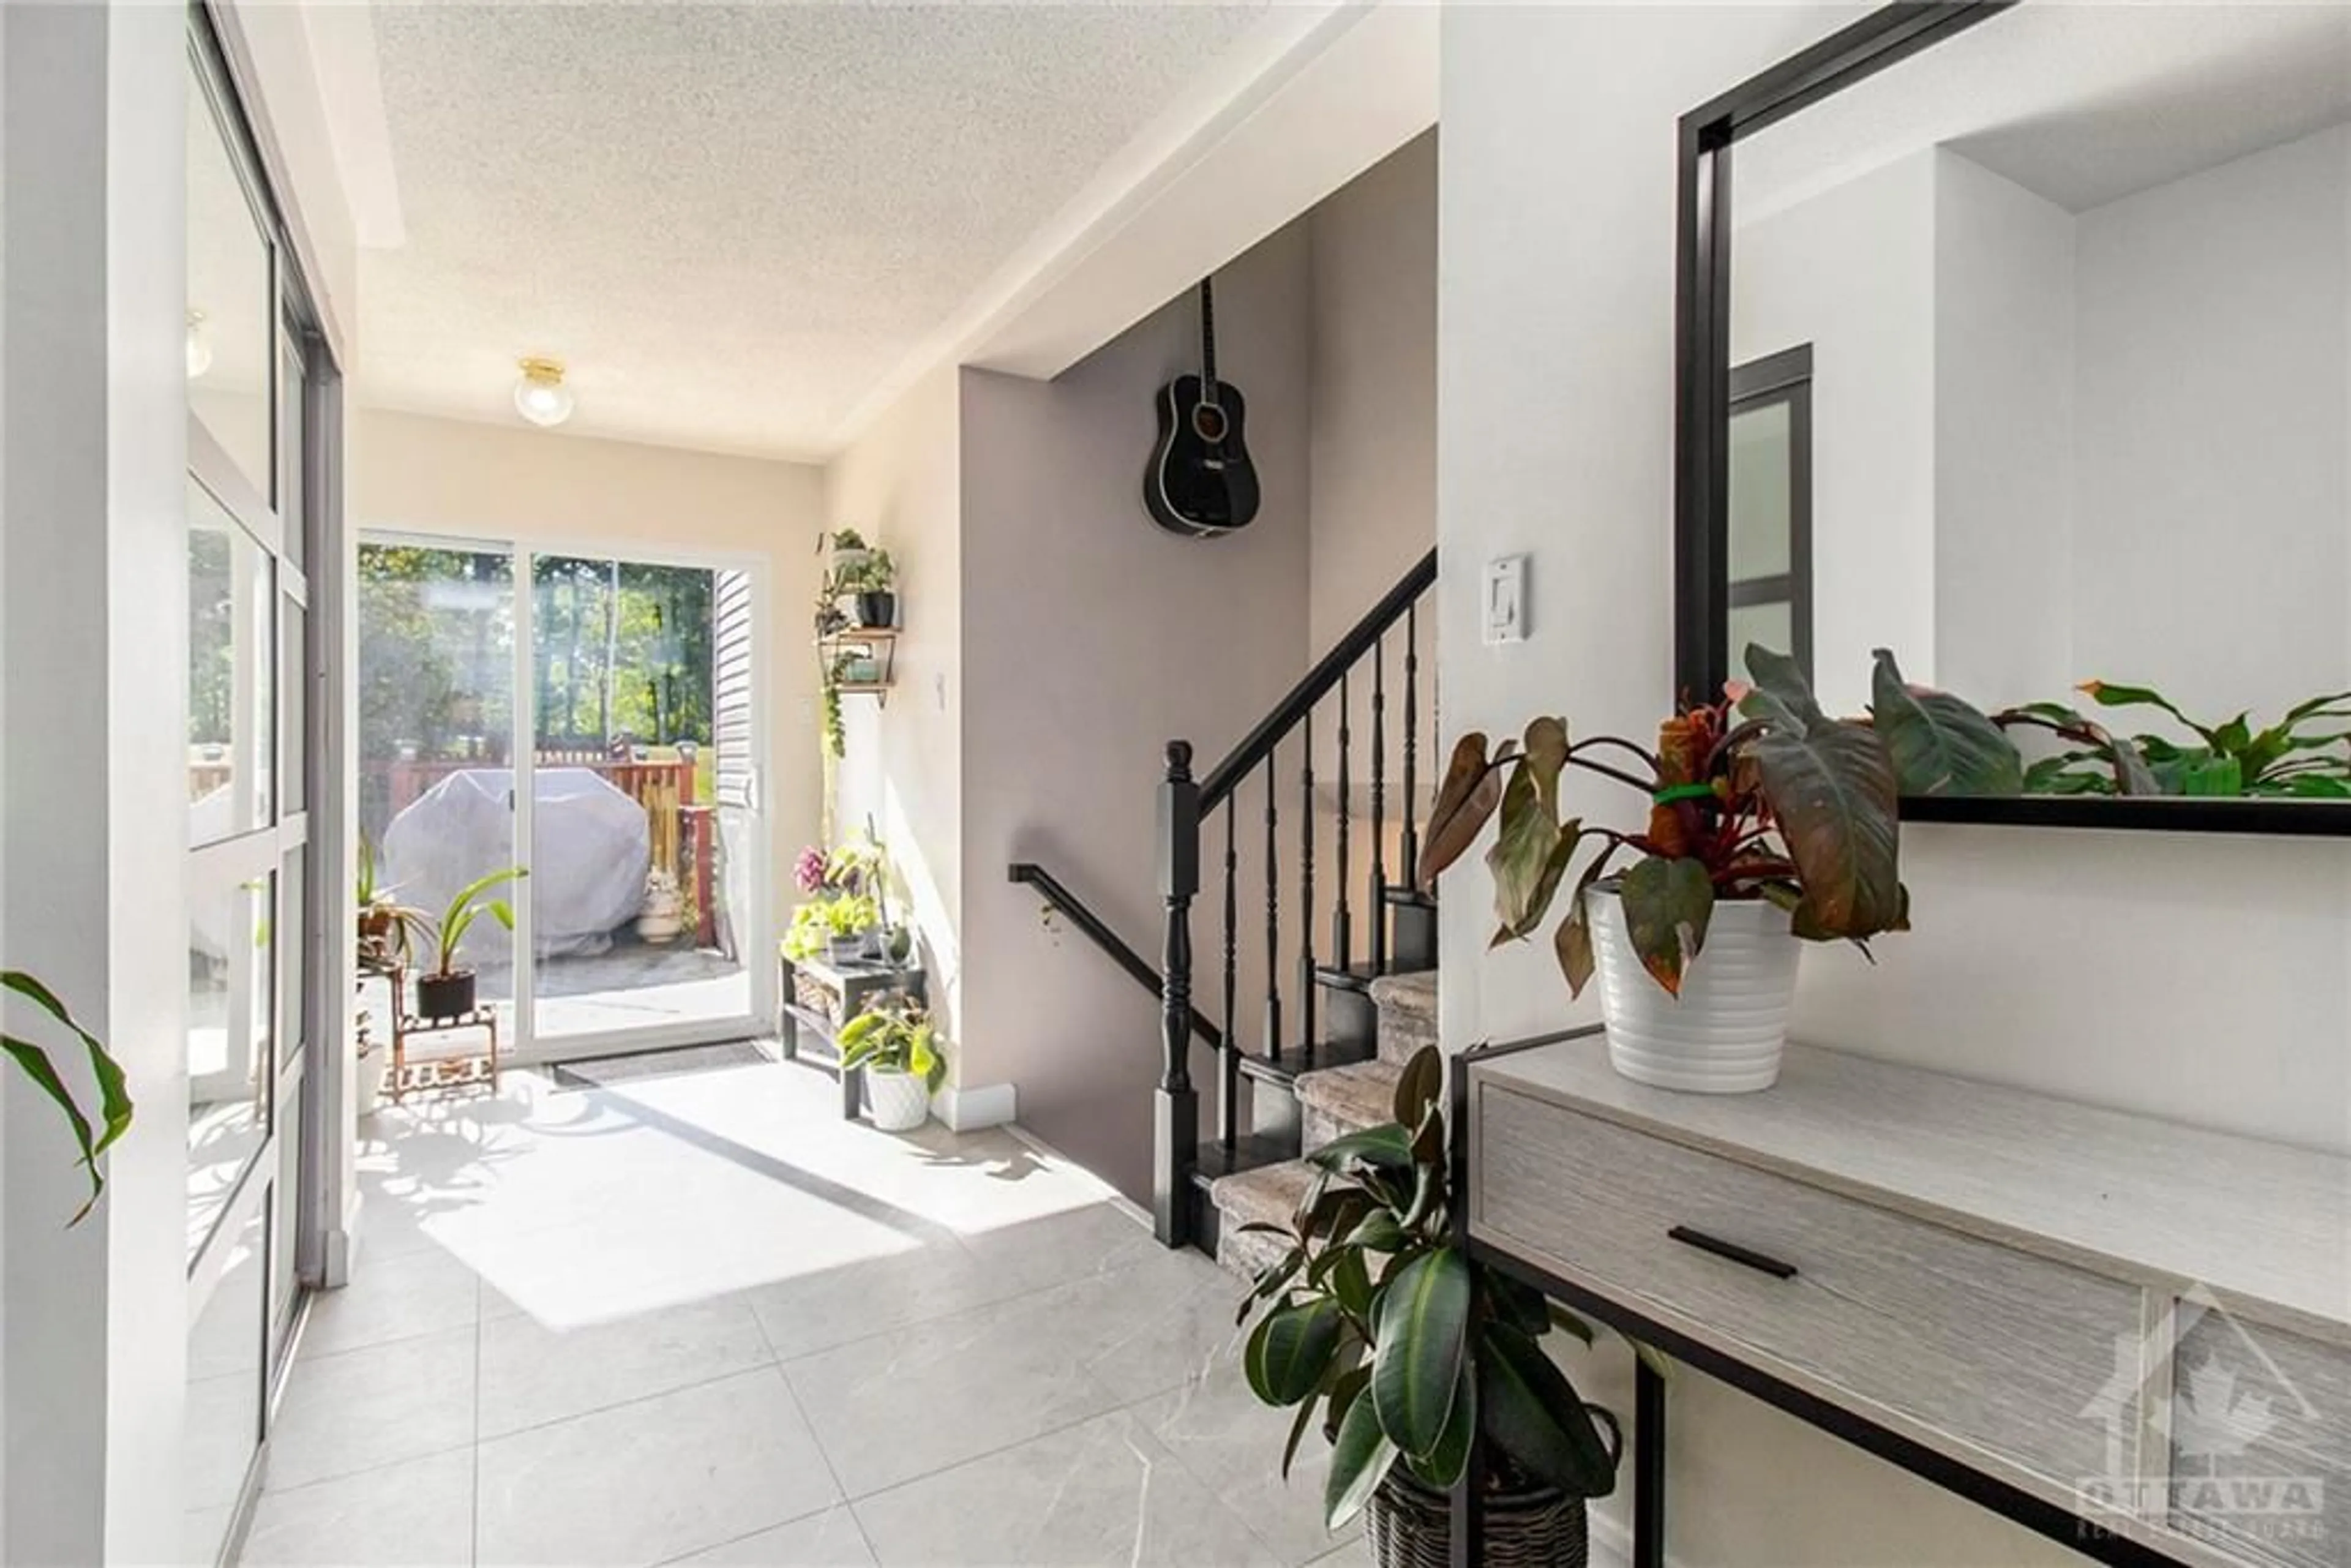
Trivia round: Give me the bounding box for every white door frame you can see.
[359,527,776,1068]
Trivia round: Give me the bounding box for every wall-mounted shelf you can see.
[819,625,899,703]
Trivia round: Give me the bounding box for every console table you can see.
[776,952,926,1119]
[1457,1032,2349,1568]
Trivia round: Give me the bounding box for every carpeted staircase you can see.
[1206,969,1436,1279]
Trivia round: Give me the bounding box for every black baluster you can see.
[1402,602,1420,884]
[1334,671,1353,970]
[1155,740,1199,1249]
[1264,746,1282,1062]
[1370,638,1388,973]
[1220,804,1237,1153]
[1298,708,1317,1054]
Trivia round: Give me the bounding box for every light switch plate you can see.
[1483,555,1528,644]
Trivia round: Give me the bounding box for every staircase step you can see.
[1234,1033,1382,1092]
[1370,970,1438,1063]
[1190,1133,1302,1193]
[1206,1157,1316,1281]
[1294,1059,1403,1153]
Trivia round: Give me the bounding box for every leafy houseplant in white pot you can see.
[1419,647,2011,1093]
[838,991,945,1132]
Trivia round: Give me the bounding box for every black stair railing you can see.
[1157,546,1437,1246]
[1008,548,1438,1250]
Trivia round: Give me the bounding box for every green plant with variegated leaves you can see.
[1998,681,2351,799]
[836,991,945,1092]
[1235,1045,1621,1528]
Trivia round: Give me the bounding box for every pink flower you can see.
[794,846,829,895]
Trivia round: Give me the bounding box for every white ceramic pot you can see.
[864,1066,931,1131]
[1588,887,1801,1093]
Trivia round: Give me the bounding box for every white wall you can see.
[1,6,190,1561]
[1442,5,2351,1562]
[353,410,831,936]
[824,366,966,1056]
[2072,123,2351,722]
[821,139,1436,1185]
[1309,129,1438,656]
[960,220,1314,1198]
[1732,149,1937,713]
[1930,148,2076,706]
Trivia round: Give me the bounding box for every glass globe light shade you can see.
[513,358,574,428]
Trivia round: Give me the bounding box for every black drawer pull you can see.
[1669,1225,1798,1280]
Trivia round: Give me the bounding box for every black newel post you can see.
[1155,739,1201,1248]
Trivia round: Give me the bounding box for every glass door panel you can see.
[528,553,751,1046]
[358,543,519,1046]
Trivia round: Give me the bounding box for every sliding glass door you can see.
[358,538,765,1065]
[527,554,754,1048]
[356,542,520,1047]
[185,13,336,1561]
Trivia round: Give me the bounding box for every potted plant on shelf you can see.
[1238,1046,1619,1566]
[416,867,527,1022]
[834,547,898,629]
[1418,647,2004,1093]
[356,833,429,967]
[836,991,945,1131]
[822,892,882,964]
[822,526,874,575]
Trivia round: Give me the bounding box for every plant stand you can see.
[384,962,501,1103]
[776,951,926,1120]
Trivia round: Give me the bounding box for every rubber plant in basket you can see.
[1418,647,2010,1093]
[1238,1046,1619,1566]
[837,990,945,1133]
[416,868,527,1022]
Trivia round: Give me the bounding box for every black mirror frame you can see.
[1673,0,2351,838]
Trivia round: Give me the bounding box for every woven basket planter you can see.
[1363,1471,1588,1568]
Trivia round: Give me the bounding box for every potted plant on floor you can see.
[416,867,527,1022]
[836,991,945,1131]
[1417,647,2004,1093]
[1238,1046,1620,1566]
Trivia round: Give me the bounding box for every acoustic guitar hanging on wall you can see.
[1144,277,1260,538]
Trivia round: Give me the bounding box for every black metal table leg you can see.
[1635,1357,1667,1568]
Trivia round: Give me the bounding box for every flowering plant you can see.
[793,845,830,896]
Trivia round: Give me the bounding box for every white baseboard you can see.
[320,1188,364,1289]
[999,1123,1155,1231]
[934,1079,1017,1130]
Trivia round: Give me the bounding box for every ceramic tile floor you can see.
[244,1054,1373,1568]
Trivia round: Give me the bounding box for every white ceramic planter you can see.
[358,1045,391,1117]
[1588,887,1801,1093]
[864,1067,931,1131]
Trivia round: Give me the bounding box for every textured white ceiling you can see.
[356,1,1270,458]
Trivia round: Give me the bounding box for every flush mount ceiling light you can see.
[186,310,213,380]
[512,356,574,428]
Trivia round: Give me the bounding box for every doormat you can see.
[549,1039,774,1090]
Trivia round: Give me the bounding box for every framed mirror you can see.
[1676,0,2351,834]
